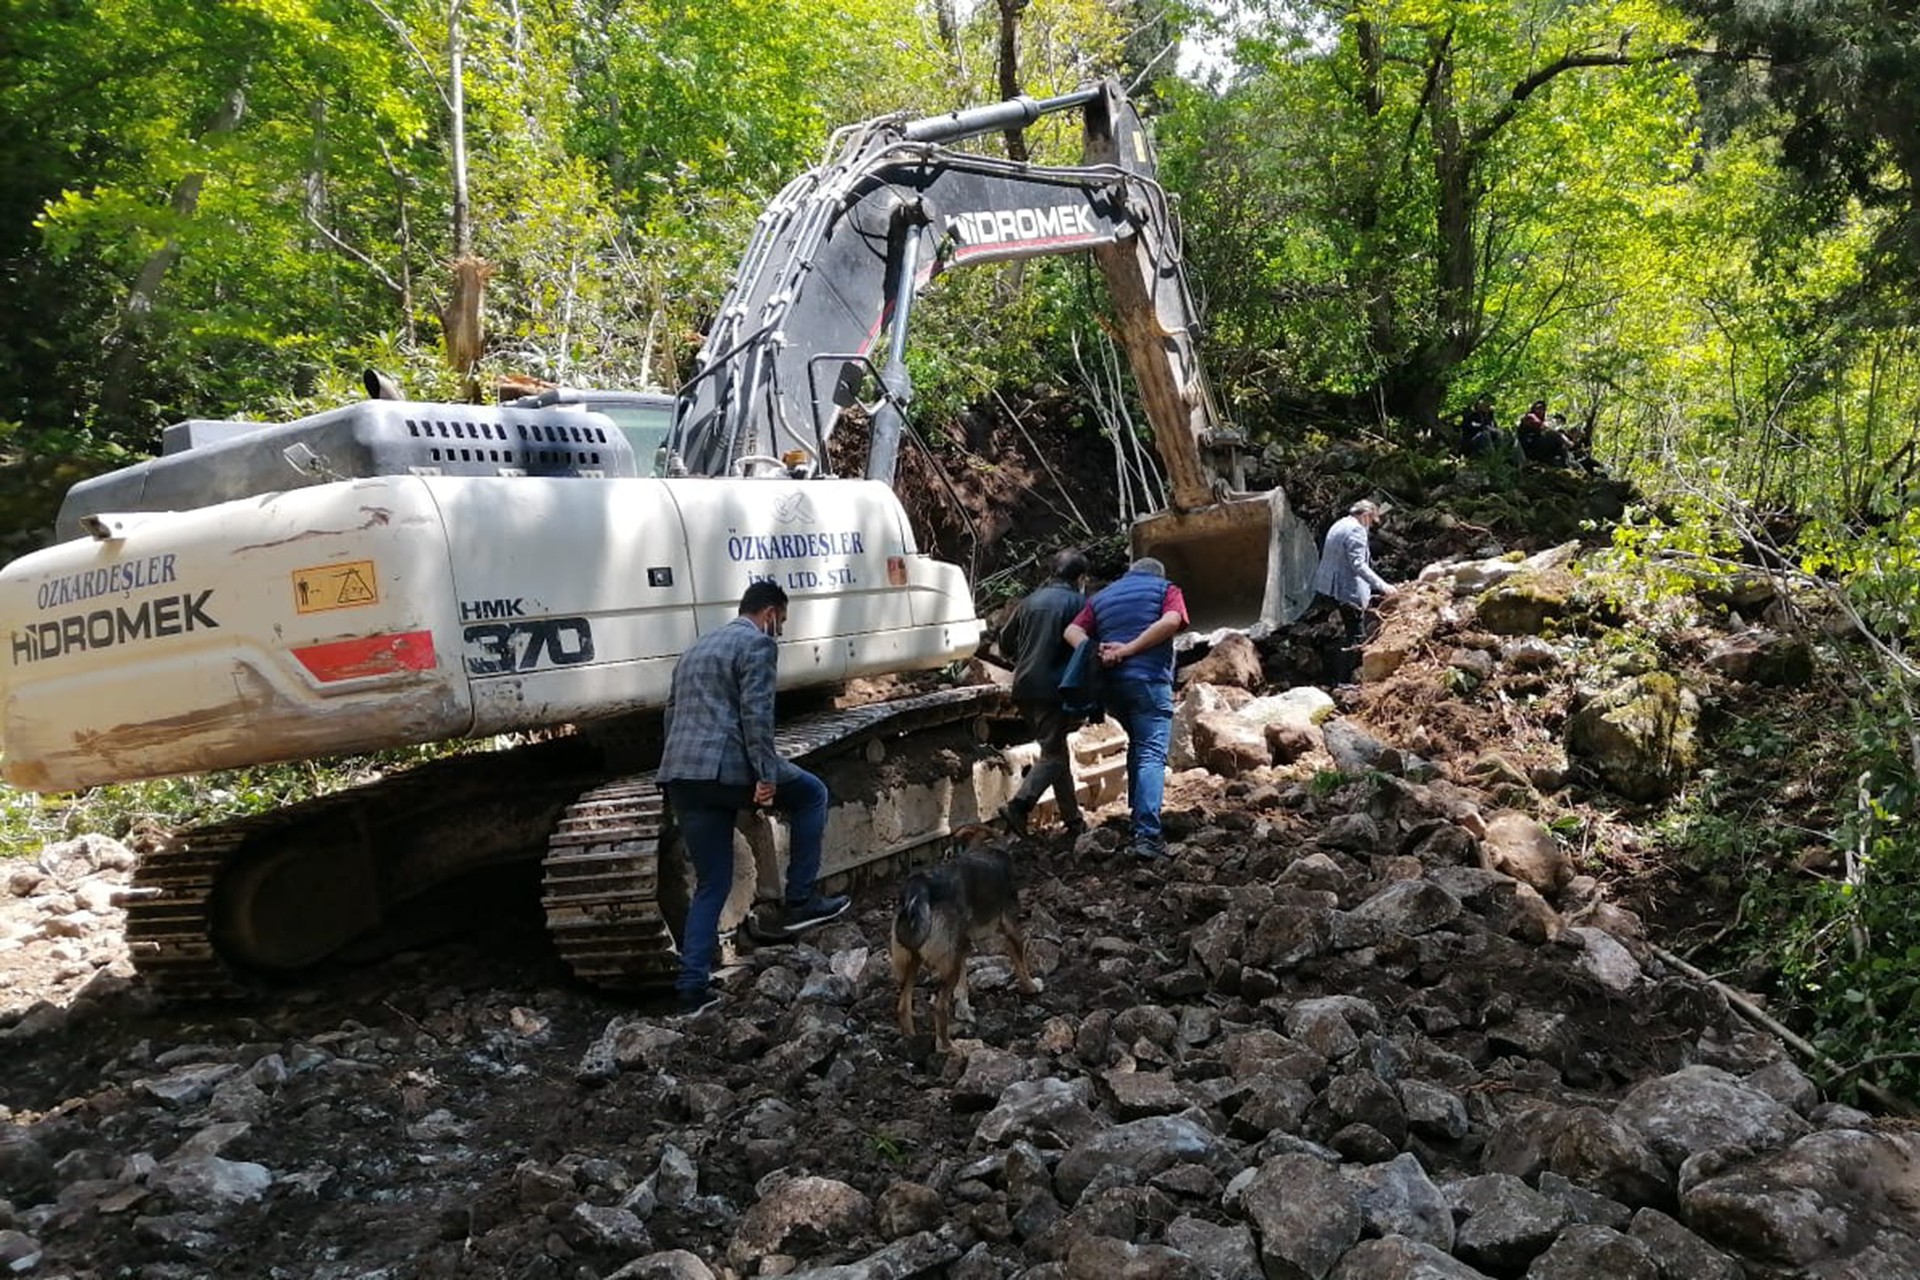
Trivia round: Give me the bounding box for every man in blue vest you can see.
[1063,557,1188,860]
[997,548,1091,838]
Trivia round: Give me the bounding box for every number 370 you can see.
[463,616,595,675]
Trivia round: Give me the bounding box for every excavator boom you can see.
[671,80,1315,630]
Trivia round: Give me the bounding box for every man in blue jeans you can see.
[1064,557,1188,861]
[659,581,849,1015]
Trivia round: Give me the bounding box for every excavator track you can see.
[125,684,1010,998]
[539,683,1010,992]
[124,738,610,1000]
[122,825,252,1000]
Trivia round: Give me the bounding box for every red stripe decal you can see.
[293,630,437,682]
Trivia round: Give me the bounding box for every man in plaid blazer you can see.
[659,580,849,1014]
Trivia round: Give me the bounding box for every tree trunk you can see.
[448,0,471,260]
[996,0,1029,162]
[444,0,487,398]
[1352,20,1398,394]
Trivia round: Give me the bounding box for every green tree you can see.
[1159,0,1703,431]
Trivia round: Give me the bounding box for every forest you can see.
[1,0,1919,1089]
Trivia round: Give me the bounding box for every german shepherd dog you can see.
[890,824,1041,1051]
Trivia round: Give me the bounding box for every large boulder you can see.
[1565,674,1699,802]
[1680,1128,1920,1271]
[1240,1153,1363,1279]
[1192,711,1274,777]
[1476,570,1574,635]
[1614,1065,1810,1170]
[728,1176,874,1269]
[1479,811,1572,894]
[1180,632,1264,690]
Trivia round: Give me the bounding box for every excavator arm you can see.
[669,80,1316,630]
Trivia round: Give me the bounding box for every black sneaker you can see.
[780,893,851,935]
[999,800,1031,836]
[1130,837,1170,861]
[676,986,722,1017]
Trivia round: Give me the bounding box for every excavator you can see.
[0,80,1317,997]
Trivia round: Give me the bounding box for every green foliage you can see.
[0,741,489,861]
[1729,706,1920,1099]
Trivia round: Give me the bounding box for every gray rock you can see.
[1523,1224,1658,1280]
[147,1154,272,1207]
[1063,1235,1205,1280]
[1811,1100,1875,1130]
[1743,1060,1819,1115]
[0,1129,54,1204]
[1547,1107,1671,1208]
[1703,628,1810,686]
[1163,1216,1259,1279]
[1615,1064,1811,1170]
[1535,1173,1631,1232]
[651,1143,699,1208]
[605,1250,717,1280]
[729,1175,873,1269]
[1503,637,1562,672]
[1104,1071,1186,1118]
[797,970,856,1005]
[875,1182,943,1240]
[1319,813,1382,854]
[1330,1235,1493,1279]
[1474,1105,1566,1182]
[1679,1128,1920,1270]
[1627,1208,1742,1280]
[782,1230,962,1280]
[1323,719,1390,773]
[1055,1115,1227,1204]
[0,1229,43,1274]
[1320,1072,1407,1147]
[1566,927,1642,993]
[1446,1173,1570,1274]
[1399,1081,1469,1141]
[1480,812,1571,894]
[1113,1005,1181,1050]
[571,1203,653,1253]
[1346,1153,1453,1250]
[976,1078,1104,1149]
[1241,1152,1362,1279]
[138,1063,240,1107]
[955,1047,1030,1106]
[1565,675,1699,803]
[1232,1076,1316,1139]
[1339,880,1463,946]
[37,834,130,886]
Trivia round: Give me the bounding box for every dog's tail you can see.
[893,877,934,951]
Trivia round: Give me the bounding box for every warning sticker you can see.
[292,560,380,614]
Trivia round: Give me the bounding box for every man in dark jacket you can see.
[1064,557,1188,860]
[658,580,849,1015]
[997,549,1091,838]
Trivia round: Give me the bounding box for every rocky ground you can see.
[5,523,1916,1280]
[7,521,1912,1280]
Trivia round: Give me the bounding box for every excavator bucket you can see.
[1130,488,1321,635]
